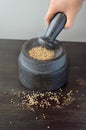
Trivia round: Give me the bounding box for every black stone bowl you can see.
[18,38,68,91]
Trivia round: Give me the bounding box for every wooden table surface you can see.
[0,39,86,130]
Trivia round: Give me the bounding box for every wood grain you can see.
[0,39,86,130]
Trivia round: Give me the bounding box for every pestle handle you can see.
[44,12,67,43]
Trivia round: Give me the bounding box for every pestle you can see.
[38,12,67,49]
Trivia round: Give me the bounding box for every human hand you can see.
[45,0,84,29]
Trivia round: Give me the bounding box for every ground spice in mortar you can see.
[28,46,54,60]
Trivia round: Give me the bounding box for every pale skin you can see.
[45,0,84,29]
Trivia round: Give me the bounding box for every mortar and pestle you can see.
[18,12,68,91]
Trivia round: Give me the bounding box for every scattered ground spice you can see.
[6,88,84,113]
[17,103,20,106]
[2,88,84,126]
[47,126,50,129]
[3,91,7,95]
[9,121,12,125]
[20,89,75,111]
[28,46,54,60]
[76,90,78,93]
[2,87,85,129]
[35,117,38,120]
[42,114,46,119]
[11,89,14,92]
[77,105,80,108]
[82,94,84,97]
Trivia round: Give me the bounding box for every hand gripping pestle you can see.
[18,12,68,91]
